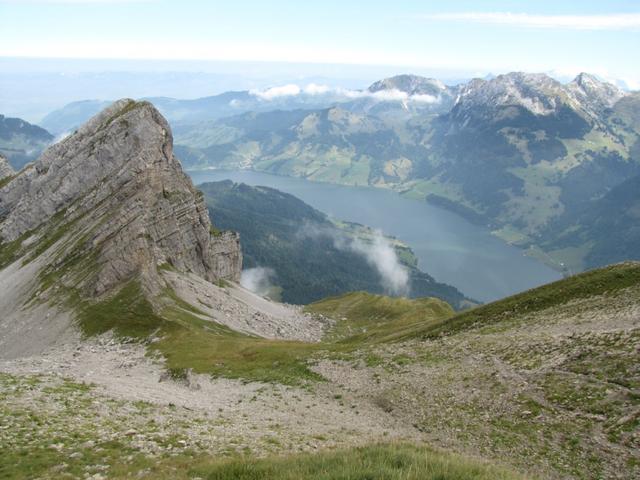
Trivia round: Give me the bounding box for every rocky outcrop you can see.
[0,99,241,297]
[567,72,626,113]
[0,154,14,180]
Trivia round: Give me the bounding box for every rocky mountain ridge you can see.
[0,99,241,298]
[0,100,338,359]
[451,72,626,124]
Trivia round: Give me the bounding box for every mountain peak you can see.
[0,98,241,298]
[368,74,447,96]
[452,70,626,121]
[568,72,625,110]
[454,71,567,117]
[573,72,600,85]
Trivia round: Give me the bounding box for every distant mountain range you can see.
[12,71,640,272]
[39,74,455,135]
[0,114,53,169]
[171,72,639,272]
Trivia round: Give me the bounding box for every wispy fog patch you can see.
[53,130,72,145]
[248,83,440,104]
[349,232,410,296]
[241,267,278,298]
[299,222,410,296]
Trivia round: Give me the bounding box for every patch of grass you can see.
[98,290,455,386]
[189,443,524,480]
[77,264,640,385]
[77,281,166,339]
[0,173,16,189]
[155,324,324,385]
[158,262,175,272]
[0,231,32,269]
[307,291,454,344]
[65,258,640,389]
[76,279,322,385]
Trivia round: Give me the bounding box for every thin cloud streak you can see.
[249,83,439,103]
[420,12,640,30]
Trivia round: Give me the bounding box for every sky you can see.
[0,0,639,86]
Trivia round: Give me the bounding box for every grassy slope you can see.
[76,280,324,385]
[4,230,639,479]
[75,282,458,386]
[126,261,639,387]
[392,261,640,341]
[307,291,454,343]
[314,262,640,479]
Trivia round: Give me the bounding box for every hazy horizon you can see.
[1,56,636,123]
[2,0,639,121]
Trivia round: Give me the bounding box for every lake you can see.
[188,169,562,302]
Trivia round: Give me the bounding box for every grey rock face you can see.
[0,154,14,180]
[453,72,627,121]
[0,99,241,296]
[568,72,626,113]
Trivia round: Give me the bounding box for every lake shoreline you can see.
[188,168,562,302]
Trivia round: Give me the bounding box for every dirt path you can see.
[0,334,421,458]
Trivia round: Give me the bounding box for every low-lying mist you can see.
[300,222,410,296]
[240,267,280,300]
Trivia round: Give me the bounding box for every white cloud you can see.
[419,12,640,30]
[248,83,439,104]
[298,223,410,296]
[250,84,301,100]
[369,89,438,104]
[240,267,278,298]
[303,83,332,95]
[349,231,410,296]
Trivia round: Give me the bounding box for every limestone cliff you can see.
[0,99,241,297]
[0,154,14,180]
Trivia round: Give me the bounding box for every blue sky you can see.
[1,0,639,86]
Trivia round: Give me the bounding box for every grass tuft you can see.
[189,443,523,480]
